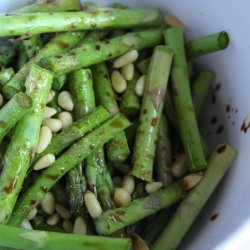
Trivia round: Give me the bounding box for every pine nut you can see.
[113,50,139,68]
[113,176,122,187]
[164,15,185,31]
[171,154,188,178]
[73,217,87,235]
[145,181,163,194]
[47,213,60,226]
[58,91,74,111]
[181,172,203,190]
[62,219,74,233]
[132,234,150,250]
[55,204,71,219]
[121,63,134,81]
[58,111,73,130]
[111,70,127,93]
[42,118,62,132]
[41,192,55,215]
[47,90,56,103]
[135,75,146,96]
[36,126,53,154]
[43,106,57,119]
[33,154,55,171]
[84,191,103,219]
[0,94,3,106]
[122,175,135,194]
[114,188,131,207]
[27,207,37,221]
[21,219,33,230]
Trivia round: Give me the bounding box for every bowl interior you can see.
[1,0,250,249]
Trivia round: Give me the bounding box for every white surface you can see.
[1,0,250,249]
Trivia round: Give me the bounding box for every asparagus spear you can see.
[155,114,173,187]
[70,68,114,209]
[13,0,81,13]
[92,62,130,163]
[0,93,32,144]
[3,31,86,98]
[120,70,141,117]
[0,8,161,37]
[192,69,215,117]
[136,57,150,74]
[165,27,207,172]
[0,64,53,224]
[52,74,67,91]
[0,45,15,68]
[39,29,163,77]
[164,90,178,130]
[95,181,183,235]
[8,113,131,226]
[131,46,174,182]
[33,106,111,162]
[152,143,237,250]
[22,35,43,59]
[186,31,229,58]
[79,30,108,44]
[17,44,29,70]
[0,68,14,89]
[0,225,132,250]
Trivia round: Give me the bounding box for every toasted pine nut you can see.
[55,204,71,219]
[164,15,185,31]
[113,176,122,187]
[113,50,139,68]
[122,175,135,194]
[121,63,134,81]
[58,91,74,111]
[47,213,60,226]
[43,106,57,119]
[58,111,73,130]
[42,118,62,132]
[21,219,33,230]
[27,207,37,221]
[181,172,203,190]
[33,154,55,171]
[0,94,3,106]
[36,126,53,154]
[73,217,87,235]
[114,188,131,207]
[135,75,146,96]
[62,219,74,233]
[41,192,55,215]
[84,191,103,219]
[171,154,188,178]
[111,70,127,93]
[132,234,150,250]
[145,181,163,194]
[47,90,56,103]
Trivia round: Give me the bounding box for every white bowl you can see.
[1,1,250,249]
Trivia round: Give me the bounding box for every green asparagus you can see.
[192,69,215,117]
[52,74,67,91]
[131,46,174,182]
[0,93,32,144]
[165,27,207,172]
[155,114,173,187]
[13,0,81,13]
[9,113,131,226]
[95,181,183,235]
[22,35,43,59]
[92,62,130,163]
[186,31,229,58]
[0,68,14,89]
[0,8,161,37]
[4,31,86,98]
[17,44,29,70]
[0,225,132,250]
[120,70,141,117]
[0,64,53,224]
[39,29,163,77]
[152,144,237,250]
[33,106,111,162]
[0,45,15,68]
